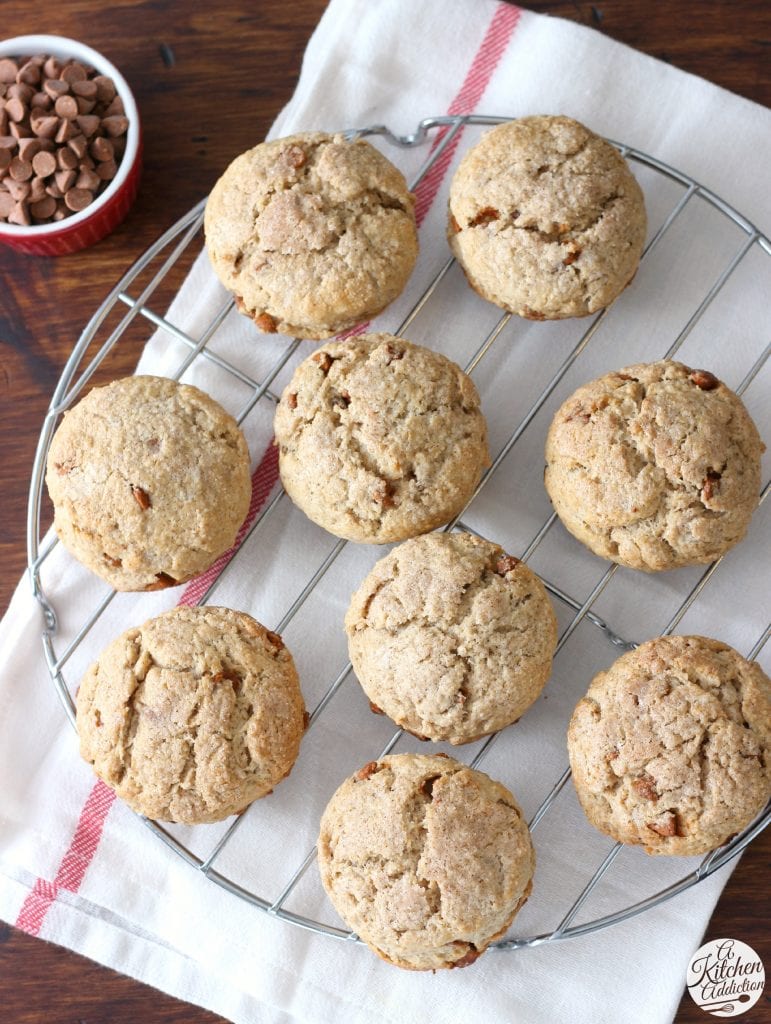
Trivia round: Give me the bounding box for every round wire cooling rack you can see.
[27,115,771,951]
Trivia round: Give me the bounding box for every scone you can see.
[345,532,557,743]
[77,606,306,824]
[274,334,490,542]
[204,131,418,339]
[567,635,771,855]
[544,360,764,571]
[46,375,251,591]
[447,115,646,319]
[318,754,535,969]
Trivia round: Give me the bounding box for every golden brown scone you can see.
[46,375,251,591]
[77,607,306,824]
[345,532,557,743]
[274,334,490,542]
[567,635,771,855]
[318,754,535,969]
[204,131,418,339]
[448,115,646,319]
[544,360,764,571]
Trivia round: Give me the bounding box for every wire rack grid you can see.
[27,114,771,951]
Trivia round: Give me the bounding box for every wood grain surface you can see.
[0,2,769,1022]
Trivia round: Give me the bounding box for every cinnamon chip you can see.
[61,62,87,85]
[647,811,680,838]
[5,96,26,123]
[55,168,76,193]
[383,342,404,364]
[95,159,117,181]
[0,59,19,84]
[255,311,277,333]
[68,134,88,159]
[131,485,151,510]
[30,92,52,110]
[312,351,333,374]
[282,144,306,168]
[355,761,381,782]
[265,629,284,651]
[495,554,521,575]
[55,118,74,143]
[30,195,56,219]
[28,175,47,203]
[147,572,178,591]
[373,479,397,508]
[72,79,97,100]
[8,200,30,225]
[43,78,69,100]
[5,178,30,200]
[75,167,100,191]
[75,114,100,138]
[31,149,55,177]
[90,135,113,162]
[632,774,658,801]
[101,114,128,138]
[57,147,78,170]
[54,94,78,120]
[469,206,499,227]
[689,369,719,391]
[9,156,32,181]
[31,115,58,139]
[450,946,481,969]
[93,75,116,103]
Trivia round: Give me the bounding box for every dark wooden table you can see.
[1,3,769,1022]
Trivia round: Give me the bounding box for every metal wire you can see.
[27,115,770,949]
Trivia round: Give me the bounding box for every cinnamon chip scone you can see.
[273,334,490,542]
[46,375,251,590]
[567,635,771,855]
[544,360,764,571]
[345,532,557,743]
[318,754,535,969]
[204,131,418,339]
[77,606,306,824]
[447,115,646,319]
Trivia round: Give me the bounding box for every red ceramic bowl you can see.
[0,35,142,256]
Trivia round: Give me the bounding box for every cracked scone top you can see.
[544,360,764,571]
[77,606,306,824]
[345,532,557,743]
[567,636,771,855]
[318,754,535,970]
[46,375,251,591]
[204,131,418,339]
[447,115,646,319]
[273,334,490,543]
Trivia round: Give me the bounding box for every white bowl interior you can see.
[0,34,140,238]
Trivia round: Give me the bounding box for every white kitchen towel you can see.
[1,3,769,1024]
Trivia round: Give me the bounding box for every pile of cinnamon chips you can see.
[0,53,129,226]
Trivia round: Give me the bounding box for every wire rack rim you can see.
[26,114,771,952]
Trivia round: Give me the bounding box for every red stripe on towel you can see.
[15,1,522,938]
[175,442,280,607]
[15,780,115,935]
